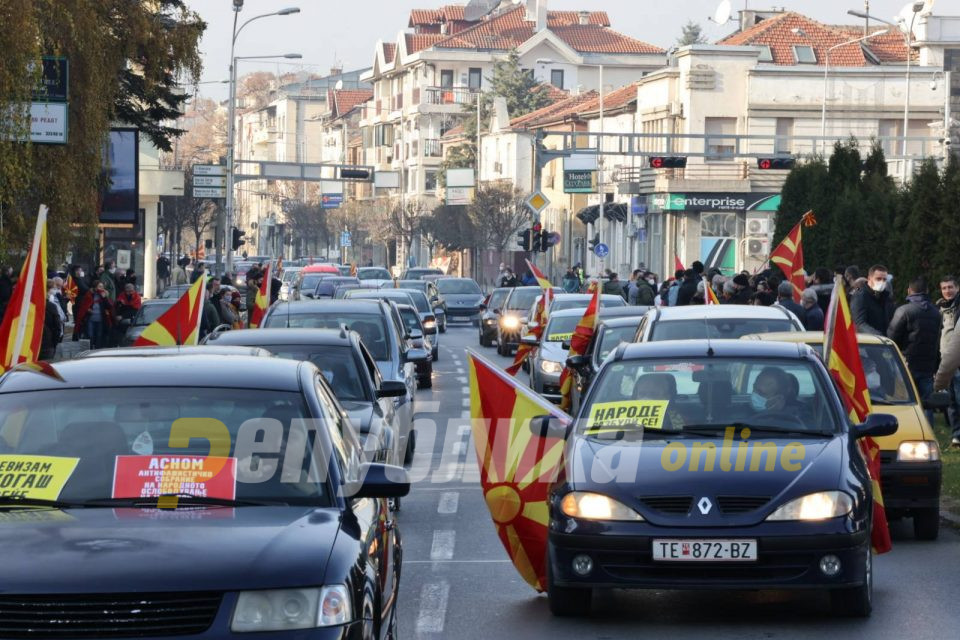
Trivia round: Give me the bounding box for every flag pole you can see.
[11,205,48,364]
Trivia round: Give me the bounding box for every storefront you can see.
[646,191,781,277]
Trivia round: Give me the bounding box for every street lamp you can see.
[820,29,890,155]
[225,5,300,276]
[848,2,924,181]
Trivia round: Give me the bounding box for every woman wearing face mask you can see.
[74,280,113,349]
[69,265,90,341]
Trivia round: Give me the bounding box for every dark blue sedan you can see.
[536,340,897,618]
[0,354,408,638]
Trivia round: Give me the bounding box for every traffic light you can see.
[538,229,551,253]
[231,226,246,251]
[531,223,543,252]
[756,157,796,171]
[588,232,600,253]
[649,156,687,169]
[340,168,372,180]
[517,229,532,251]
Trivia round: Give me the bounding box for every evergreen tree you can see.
[931,156,960,291]
[677,21,708,46]
[893,159,943,295]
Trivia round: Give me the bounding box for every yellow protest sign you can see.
[0,455,80,500]
[587,400,669,432]
[546,332,573,342]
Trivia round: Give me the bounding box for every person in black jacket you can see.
[775,281,807,326]
[888,277,941,415]
[676,269,698,306]
[850,264,895,335]
[40,298,63,361]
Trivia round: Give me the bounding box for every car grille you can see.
[0,592,222,638]
[639,496,692,515]
[717,495,771,514]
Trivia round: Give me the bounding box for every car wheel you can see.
[547,560,591,617]
[419,375,433,389]
[830,546,872,617]
[403,430,416,466]
[480,331,491,347]
[913,508,940,540]
[432,346,439,362]
[385,603,398,640]
[496,338,508,356]
[439,317,447,333]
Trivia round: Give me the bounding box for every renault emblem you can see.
[697,497,713,515]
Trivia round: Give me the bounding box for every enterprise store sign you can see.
[650,192,781,212]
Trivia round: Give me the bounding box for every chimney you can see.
[526,0,547,32]
[578,10,590,26]
[330,66,343,77]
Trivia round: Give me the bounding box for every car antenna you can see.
[703,301,714,356]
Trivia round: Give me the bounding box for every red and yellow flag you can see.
[770,211,816,303]
[1,206,49,370]
[468,350,571,591]
[506,261,553,376]
[63,275,78,303]
[674,255,685,274]
[823,277,892,554]
[249,262,272,329]
[134,276,206,346]
[704,277,720,305]
[558,286,600,411]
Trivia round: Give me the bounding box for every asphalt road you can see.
[396,323,960,640]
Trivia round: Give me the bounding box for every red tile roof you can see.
[510,90,599,129]
[577,82,639,117]
[409,6,466,27]
[547,11,611,27]
[541,84,570,103]
[717,12,909,66]
[405,33,445,54]
[382,43,397,64]
[329,89,374,119]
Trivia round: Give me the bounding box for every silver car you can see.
[635,305,803,342]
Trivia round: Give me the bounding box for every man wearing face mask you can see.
[850,264,895,335]
[889,277,941,422]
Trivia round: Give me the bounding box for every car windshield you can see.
[553,296,626,312]
[0,388,332,505]
[596,324,641,363]
[300,274,328,291]
[807,343,915,405]
[397,290,430,313]
[358,268,391,280]
[160,287,188,299]
[543,316,582,342]
[346,291,415,310]
[135,303,175,326]
[389,281,425,293]
[264,345,369,402]
[437,279,481,295]
[281,270,300,284]
[264,312,389,361]
[651,318,795,341]
[488,289,509,310]
[506,289,541,311]
[584,357,840,436]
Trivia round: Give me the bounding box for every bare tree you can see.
[386,198,429,260]
[469,183,530,255]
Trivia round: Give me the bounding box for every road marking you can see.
[460,410,470,419]
[438,491,459,514]
[456,367,465,374]
[416,581,450,635]
[461,398,470,407]
[415,401,441,414]
[451,441,466,455]
[430,530,456,560]
[456,376,467,384]
[407,559,511,565]
[457,424,471,435]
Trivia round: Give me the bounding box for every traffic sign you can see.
[193,186,226,198]
[193,175,226,187]
[193,164,226,176]
[340,231,352,247]
[525,190,550,214]
[322,194,343,209]
[593,242,610,258]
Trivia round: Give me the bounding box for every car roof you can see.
[436,277,476,283]
[552,293,619,301]
[743,330,893,346]
[617,339,810,362]
[649,305,796,321]
[79,345,273,358]
[302,264,340,273]
[598,316,645,329]
[270,299,385,314]
[206,328,355,347]
[0,355,305,393]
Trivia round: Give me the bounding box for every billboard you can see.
[99,128,139,224]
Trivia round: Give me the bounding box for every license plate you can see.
[652,538,757,562]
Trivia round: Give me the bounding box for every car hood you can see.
[444,294,483,305]
[569,433,844,527]
[0,506,341,593]
[538,341,568,362]
[871,404,931,447]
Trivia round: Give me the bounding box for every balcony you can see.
[422,86,478,107]
[422,139,443,158]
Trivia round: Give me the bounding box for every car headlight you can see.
[765,491,853,521]
[540,360,564,374]
[560,491,644,521]
[501,315,520,330]
[231,586,351,632]
[484,318,495,325]
[423,320,437,330]
[897,440,940,462]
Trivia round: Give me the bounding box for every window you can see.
[440,69,454,88]
[793,45,817,64]
[775,118,794,154]
[425,170,438,192]
[704,117,737,160]
[551,69,565,89]
[468,68,482,90]
[756,45,773,62]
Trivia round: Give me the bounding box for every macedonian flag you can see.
[63,275,78,303]
[1,206,49,371]
[505,260,553,376]
[770,211,816,303]
[558,286,600,411]
[468,349,571,591]
[134,276,205,346]
[823,276,892,554]
[704,276,720,305]
[249,261,272,329]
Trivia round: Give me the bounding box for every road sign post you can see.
[594,242,610,259]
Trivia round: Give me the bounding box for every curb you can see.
[941,497,960,528]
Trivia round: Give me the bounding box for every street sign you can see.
[32,57,68,102]
[193,164,227,176]
[193,175,226,187]
[193,186,227,198]
[563,170,597,194]
[446,187,474,206]
[340,231,352,247]
[322,193,343,209]
[525,190,550,214]
[22,102,68,144]
[593,242,610,258]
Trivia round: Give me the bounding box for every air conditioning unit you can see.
[748,238,770,256]
[669,101,683,117]
[746,217,770,236]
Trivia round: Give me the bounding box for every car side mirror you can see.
[493,308,501,314]
[478,303,487,311]
[853,413,898,439]
[566,354,590,371]
[923,390,951,411]
[303,292,314,299]
[377,380,407,398]
[528,415,571,440]
[520,334,540,347]
[404,347,429,363]
[562,340,572,350]
[345,463,410,499]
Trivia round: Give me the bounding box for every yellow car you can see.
[743,332,943,540]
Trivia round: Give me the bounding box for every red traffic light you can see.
[756,157,796,170]
[758,158,772,170]
[648,156,687,169]
[532,222,543,232]
[651,157,663,169]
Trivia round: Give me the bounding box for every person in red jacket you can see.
[74,280,114,349]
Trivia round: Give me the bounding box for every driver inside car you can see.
[751,367,792,413]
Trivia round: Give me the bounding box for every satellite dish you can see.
[335,80,343,90]
[464,0,499,22]
[713,0,732,25]
[895,1,926,36]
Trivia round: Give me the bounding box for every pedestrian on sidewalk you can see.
[157,255,171,290]
[76,280,113,350]
[889,277,941,422]
[171,258,189,286]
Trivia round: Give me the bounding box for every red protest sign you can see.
[112,456,237,500]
